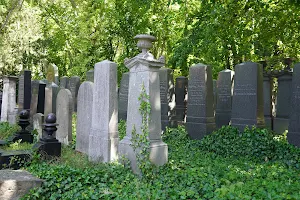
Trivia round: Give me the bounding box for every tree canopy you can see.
[1,0,300,80]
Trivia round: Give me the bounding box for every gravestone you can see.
[175,76,188,124]
[215,69,234,128]
[119,34,168,173]
[56,88,73,145]
[231,62,265,131]
[86,69,94,82]
[76,81,94,155]
[33,113,44,139]
[263,72,273,130]
[68,76,80,112]
[288,63,300,146]
[60,76,69,89]
[37,81,46,114]
[89,60,118,163]
[46,64,55,83]
[1,76,18,124]
[274,70,292,134]
[213,79,217,113]
[30,80,40,116]
[53,64,59,85]
[44,83,59,117]
[118,72,129,121]
[18,70,31,112]
[159,67,177,131]
[186,63,216,139]
[0,92,2,119]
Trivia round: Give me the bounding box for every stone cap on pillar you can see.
[124,34,165,70]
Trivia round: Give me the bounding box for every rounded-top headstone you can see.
[46,113,56,123]
[19,110,30,119]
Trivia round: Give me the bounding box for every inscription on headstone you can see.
[215,69,234,128]
[118,72,129,121]
[231,62,265,131]
[186,63,215,139]
[76,81,94,155]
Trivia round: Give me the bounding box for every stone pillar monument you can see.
[1,76,18,124]
[119,34,168,173]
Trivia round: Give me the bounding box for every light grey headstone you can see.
[186,63,216,139]
[33,113,44,139]
[76,81,94,155]
[60,76,69,89]
[175,76,188,124]
[1,76,18,124]
[44,83,60,117]
[288,63,300,146]
[119,34,168,173]
[274,70,292,134]
[30,80,40,116]
[89,60,118,163]
[86,69,94,82]
[68,76,80,112]
[159,67,177,131]
[215,69,234,128]
[56,88,73,145]
[263,72,273,130]
[118,72,129,121]
[231,62,265,131]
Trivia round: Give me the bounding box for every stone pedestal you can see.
[119,34,168,173]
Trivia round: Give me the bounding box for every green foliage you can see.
[0,121,20,140]
[118,119,126,140]
[2,140,33,151]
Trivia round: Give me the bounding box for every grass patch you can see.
[0,122,20,140]
[2,140,33,151]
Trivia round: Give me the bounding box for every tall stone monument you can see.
[60,76,69,89]
[68,76,80,112]
[30,80,40,116]
[18,70,31,112]
[119,34,168,172]
[159,67,176,131]
[76,81,94,155]
[44,83,59,117]
[263,71,273,130]
[1,76,18,124]
[231,62,265,131]
[186,64,216,139]
[56,88,73,145]
[118,72,129,121]
[53,64,59,85]
[215,69,234,128]
[288,63,300,146]
[175,76,188,125]
[89,60,118,163]
[37,81,46,114]
[274,70,292,134]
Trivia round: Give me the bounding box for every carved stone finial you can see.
[134,34,156,54]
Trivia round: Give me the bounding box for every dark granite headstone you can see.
[86,69,94,82]
[231,62,265,131]
[213,80,217,113]
[175,76,188,124]
[274,70,292,134]
[60,76,69,89]
[215,69,234,128]
[68,76,80,112]
[186,63,215,139]
[118,72,129,121]
[159,67,177,131]
[18,70,31,112]
[37,81,46,114]
[263,72,273,130]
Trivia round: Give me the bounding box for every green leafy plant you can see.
[0,122,20,140]
[118,120,126,140]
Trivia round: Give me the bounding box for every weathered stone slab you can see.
[86,69,94,82]
[76,81,94,154]
[33,113,44,139]
[288,63,300,146]
[231,62,265,131]
[56,88,73,145]
[274,70,292,134]
[215,69,234,128]
[30,80,40,116]
[175,76,188,124]
[119,35,168,173]
[18,70,31,112]
[53,64,59,85]
[60,76,69,89]
[0,170,43,200]
[186,63,216,139]
[263,72,273,130]
[89,60,118,163]
[1,76,18,124]
[118,72,129,121]
[68,76,80,112]
[46,64,55,83]
[44,83,59,117]
[159,67,177,131]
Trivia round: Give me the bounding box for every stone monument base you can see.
[34,138,61,157]
[273,117,289,134]
[186,116,216,140]
[215,111,231,128]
